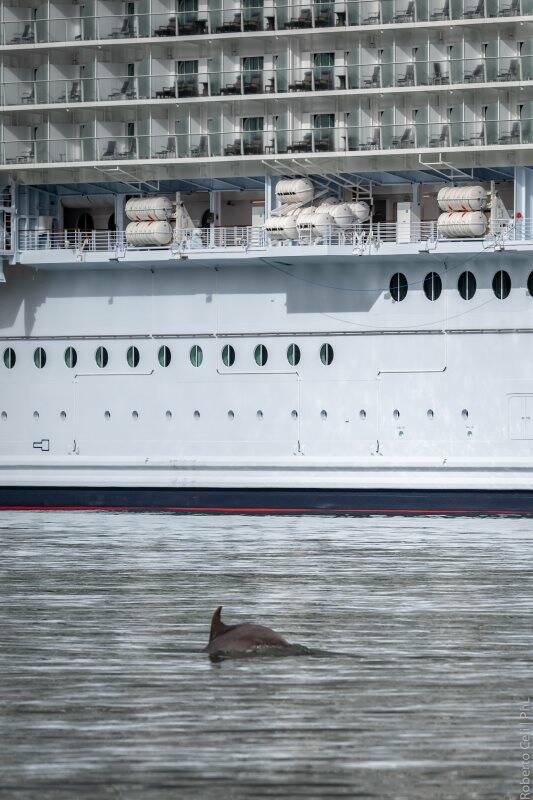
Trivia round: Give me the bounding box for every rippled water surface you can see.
[1,513,532,800]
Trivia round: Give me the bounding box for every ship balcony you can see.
[1,120,531,167]
[1,57,528,109]
[1,0,531,47]
[15,219,533,266]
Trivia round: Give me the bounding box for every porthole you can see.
[1,411,6,420]
[104,410,111,419]
[222,344,235,367]
[320,409,327,419]
[256,410,263,419]
[165,410,172,420]
[33,411,39,419]
[528,271,533,296]
[427,409,434,419]
[95,346,108,368]
[64,346,77,369]
[462,409,469,420]
[320,343,333,365]
[227,410,235,420]
[3,347,15,369]
[158,345,171,367]
[60,410,67,420]
[254,344,268,366]
[390,272,408,302]
[458,271,476,300]
[399,430,404,438]
[34,347,46,369]
[190,345,203,367]
[359,409,366,420]
[193,410,200,419]
[287,343,301,367]
[467,429,473,438]
[291,409,298,419]
[132,410,139,419]
[423,272,442,302]
[393,409,400,420]
[127,346,140,368]
[492,270,511,300]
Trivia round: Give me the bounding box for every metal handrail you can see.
[17,219,524,253]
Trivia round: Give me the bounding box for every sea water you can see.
[1,512,531,799]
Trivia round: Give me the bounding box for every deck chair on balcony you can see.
[108,16,134,38]
[191,135,208,157]
[392,126,414,148]
[358,128,380,149]
[56,80,82,104]
[459,126,485,146]
[243,10,263,30]
[315,4,335,26]
[117,139,136,159]
[176,77,197,97]
[217,13,242,31]
[102,140,118,159]
[224,138,242,156]
[10,23,34,44]
[432,62,449,84]
[243,132,263,154]
[463,0,484,17]
[288,71,313,91]
[362,7,380,23]
[284,8,312,27]
[363,66,380,88]
[430,0,449,18]
[429,125,449,147]
[314,68,334,90]
[17,143,35,163]
[243,72,263,94]
[155,16,177,35]
[220,77,242,95]
[286,132,313,152]
[155,137,176,157]
[397,64,415,86]
[393,0,415,22]
[108,78,136,99]
[21,86,35,103]
[500,0,520,13]
[498,121,520,144]
[498,59,519,81]
[464,63,484,82]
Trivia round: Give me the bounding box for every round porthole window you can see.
[64,346,77,369]
[287,343,301,366]
[254,344,268,366]
[158,345,171,367]
[458,271,476,300]
[222,344,235,367]
[3,347,16,369]
[390,273,408,302]
[34,347,46,369]
[190,345,203,367]
[95,346,108,368]
[423,272,442,302]
[492,270,511,300]
[320,343,333,365]
[127,346,140,368]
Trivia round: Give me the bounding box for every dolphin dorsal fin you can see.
[209,606,228,642]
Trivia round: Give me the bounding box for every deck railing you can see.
[1,0,530,46]
[2,120,531,166]
[17,219,526,254]
[1,56,529,108]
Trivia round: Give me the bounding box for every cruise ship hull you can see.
[2,485,533,515]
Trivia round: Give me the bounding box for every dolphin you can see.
[204,606,290,656]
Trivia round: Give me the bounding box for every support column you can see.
[114,194,126,232]
[264,174,276,216]
[514,166,533,221]
[209,190,221,226]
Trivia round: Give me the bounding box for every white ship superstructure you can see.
[1,0,533,512]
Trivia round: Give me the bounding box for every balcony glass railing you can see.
[1,120,530,166]
[1,0,530,45]
[2,57,529,108]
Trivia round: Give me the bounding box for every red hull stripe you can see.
[0,504,524,515]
